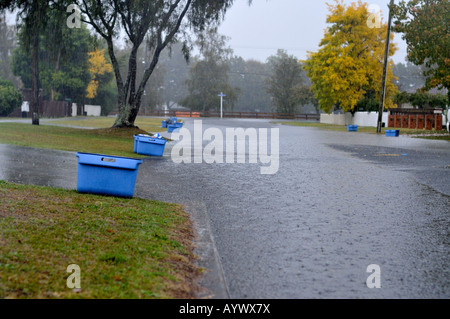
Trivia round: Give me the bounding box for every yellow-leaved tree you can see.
[303,0,398,113]
[86,49,113,99]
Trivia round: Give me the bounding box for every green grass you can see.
[411,135,450,141]
[46,116,166,133]
[0,180,200,299]
[0,122,158,158]
[274,121,450,140]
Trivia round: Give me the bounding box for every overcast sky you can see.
[218,0,408,63]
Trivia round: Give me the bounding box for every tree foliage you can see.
[392,0,450,101]
[265,49,307,114]
[12,22,93,103]
[303,0,398,113]
[0,13,19,86]
[181,27,239,112]
[0,78,22,116]
[228,57,272,112]
[86,48,113,99]
[1,0,73,124]
[394,90,448,109]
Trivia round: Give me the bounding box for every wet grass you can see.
[0,180,200,299]
[412,135,450,141]
[274,121,450,140]
[45,116,166,133]
[0,122,156,158]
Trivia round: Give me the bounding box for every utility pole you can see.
[377,0,395,133]
[218,92,226,119]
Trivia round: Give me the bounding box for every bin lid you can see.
[76,152,142,170]
[136,137,167,145]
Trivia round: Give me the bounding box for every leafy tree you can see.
[159,42,190,109]
[1,0,73,124]
[77,0,250,128]
[181,27,239,112]
[86,48,113,99]
[303,0,399,113]
[265,49,306,114]
[290,84,320,114]
[12,21,93,104]
[0,78,22,116]
[0,13,19,86]
[228,56,272,112]
[84,47,118,115]
[392,0,450,103]
[408,91,447,109]
[394,90,447,109]
[2,0,50,125]
[89,79,117,116]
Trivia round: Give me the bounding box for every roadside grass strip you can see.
[0,180,200,299]
[274,121,449,140]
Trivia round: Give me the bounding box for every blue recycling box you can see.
[162,121,167,128]
[134,135,167,156]
[76,152,142,198]
[167,124,181,133]
[173,122,183,128]
[385,129,400,137]
[347,125,358,132]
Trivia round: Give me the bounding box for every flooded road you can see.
[0,118,449,298]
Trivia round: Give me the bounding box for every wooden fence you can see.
[8,100,72,118]
[112,109,320,121]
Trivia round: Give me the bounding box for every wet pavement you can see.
[0,118,449,299]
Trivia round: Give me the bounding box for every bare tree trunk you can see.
[31,29,40,126]
[50,49,61,101]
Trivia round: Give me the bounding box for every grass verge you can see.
[0,123,154,158]
[0,180,200,299]
[45,116,166,133]
[274,121,450,140]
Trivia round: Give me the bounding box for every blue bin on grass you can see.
[162,121,167,128]
[133,134,142,153]
[167,124,180,133]
[173,122,183,128]
[385,129,400,137]
[347,125,358,132]
[134,135,167,156]
[76,152,142,198]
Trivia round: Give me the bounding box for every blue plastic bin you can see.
[347,125,358,132]
[167,124,180,133]
[133,135,139,153]
[385,129,400,137]
[162,121,167,128]
[173,122,183,128]
[76,152,142,198]
[134,135,167,156]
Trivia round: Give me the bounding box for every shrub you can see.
[0,79,22,116]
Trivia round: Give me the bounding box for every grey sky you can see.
[218,0,408,63]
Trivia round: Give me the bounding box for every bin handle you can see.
[101,157,116,163]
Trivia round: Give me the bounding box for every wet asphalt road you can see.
[0,118,449,299]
